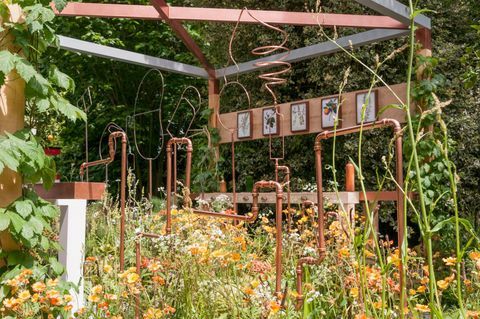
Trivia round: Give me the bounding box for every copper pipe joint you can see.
[79,131,128,271]
[166,137,193,234]
[296,119,404,309]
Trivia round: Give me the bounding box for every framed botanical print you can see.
[237,110,252,139]
[356,90,378,124]
[262,107,279,136]
[290,101,309,132]
[321,96,341,129]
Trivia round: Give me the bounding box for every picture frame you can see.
[290,101,309,132]
[321,96,342,129]
[262,107,279,136]
[237,110,253,139]
[356,90,378,124]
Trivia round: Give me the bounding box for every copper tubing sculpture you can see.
[295,118,404,309]
[80,130,128,271]
[275,159,292,231]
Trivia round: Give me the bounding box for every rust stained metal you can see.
[275,159,292,232]
[295,119,404,309]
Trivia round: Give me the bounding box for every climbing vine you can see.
[0,0,85,315]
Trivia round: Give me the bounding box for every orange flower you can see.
[86,256,97,262]
[269,301,281,313]
[163,305,176,315]
[350,287,359,298]
[88,294,101,303]
[437,279,449,290]
[443,257,457,266]
[469,251,480,261]
[415,304,430,313]
[243,287,254,295]
[417,285,427,293]
[152,276,166,285]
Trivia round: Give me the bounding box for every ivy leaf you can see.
[0,51,15,74]
[0,211,11,231]
[14,200,33,218]
[49,65,75,92]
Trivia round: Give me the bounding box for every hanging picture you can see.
[290,101,309,132]
[321,97,341,129]
[356,90,378,124]
[237,110,252,139]
[262,107,279,135]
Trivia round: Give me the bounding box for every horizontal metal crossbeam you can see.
[53,2,407,29]
[58,36,209,78]
[355,0,431,29]
[217,28,409,78]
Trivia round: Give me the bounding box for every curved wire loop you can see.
[166,85,202,139]
[76,87,93,181]
[132,68,165,161]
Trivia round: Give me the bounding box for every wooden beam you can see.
[53,2,407,29]
[217,83,409,143]
[150,0,216,78]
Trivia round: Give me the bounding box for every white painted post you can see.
[56,199,87,313]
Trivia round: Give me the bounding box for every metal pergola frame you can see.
[55,0,431,79]
[53,0,432,127]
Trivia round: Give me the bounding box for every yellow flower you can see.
[417,285,427,293]
[409,289,417,296]
[64,294,73,303]
[92,285,103,295]
[88,294,101,303]
[339,247,350,258]
[250,279,260,289]
[143,307,163,319]
[103,264,113,273]
[443,257,457,266]
[437,279,449,290]
[350,287,359,298]
[126,272,140,284]
[18,290,31,301]
[32,281,46,293]
[415,304,430,313]
[47,278,59,287]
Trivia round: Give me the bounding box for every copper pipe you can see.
[166,137,193,234]
[296,119,404,309]
[275,159,292,232]
[164,138,285,293]
[80,131,128,271]
[135,232,162,319]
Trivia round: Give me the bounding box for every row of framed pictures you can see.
[237,90,378,139]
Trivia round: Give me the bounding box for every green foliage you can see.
[0,0,85,306]
[461,24,480,88]
[0,130,56,188]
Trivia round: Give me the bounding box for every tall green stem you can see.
[406,0,441,315]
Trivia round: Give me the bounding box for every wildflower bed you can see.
[68,192,480,319]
